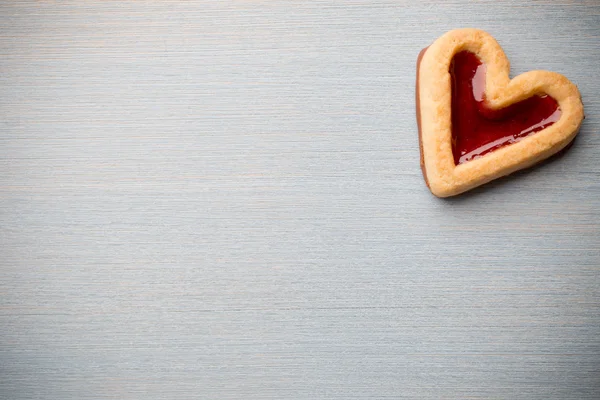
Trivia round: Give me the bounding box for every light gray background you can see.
[1,1,599,399]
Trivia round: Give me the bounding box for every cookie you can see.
[416,29,584,197]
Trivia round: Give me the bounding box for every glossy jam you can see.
[451,51,561,165]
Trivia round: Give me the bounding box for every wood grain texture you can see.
[1,1,599,399]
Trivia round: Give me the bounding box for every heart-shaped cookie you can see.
[416,29,584,197]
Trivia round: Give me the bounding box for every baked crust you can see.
[417,29,584,197]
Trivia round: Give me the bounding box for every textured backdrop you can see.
[1,1,599,399]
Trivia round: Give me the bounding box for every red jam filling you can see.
[451,51,561,165]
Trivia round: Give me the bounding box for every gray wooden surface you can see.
[1,1,599,399]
